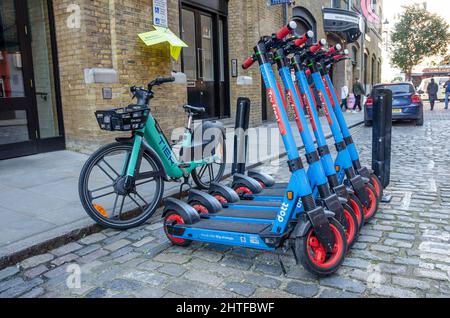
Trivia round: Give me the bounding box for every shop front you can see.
[0,0,64,160]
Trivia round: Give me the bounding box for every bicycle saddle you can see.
[183,105,206,114]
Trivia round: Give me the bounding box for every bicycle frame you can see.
[124,113,218,180]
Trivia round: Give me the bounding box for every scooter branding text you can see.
[287,90,303,132]
[277,202,290,223]
[318,91,333,125]
[267,88,287,136]
[303,93,317,131]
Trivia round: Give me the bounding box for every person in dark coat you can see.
[427,78,439,111]
[352,78,365,112]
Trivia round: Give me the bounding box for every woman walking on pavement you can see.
[341,85,349,112]
[427,78,439,111]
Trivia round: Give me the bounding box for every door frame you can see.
[0,0,65,160]
[180,0,230,120]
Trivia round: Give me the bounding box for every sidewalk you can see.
[0,112,364,268]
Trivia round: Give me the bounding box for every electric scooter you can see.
[296,40,379,222]
[192,32,360,247]
[162,22,348,276]
[319,49,384,200]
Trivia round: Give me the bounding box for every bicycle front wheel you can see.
[79,143,164,230]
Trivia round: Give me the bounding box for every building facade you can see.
[0,0,383,160]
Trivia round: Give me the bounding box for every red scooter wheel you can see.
[370,174,383,201]
[363,184,379,223]
[164,212,192,247]
[343,204,359,248]
[348,194,364,231]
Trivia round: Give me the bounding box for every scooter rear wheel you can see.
[348,194,364,232]
[363,184,379,223]
[343,204,359,248]
[234,185,254,197]
[164,211,192,247]
[370,174,383,201]
[296,218,347,276]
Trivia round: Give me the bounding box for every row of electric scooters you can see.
[162,22,383,276]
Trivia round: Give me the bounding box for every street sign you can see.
[268,0,291,6]
[153,0,168,28]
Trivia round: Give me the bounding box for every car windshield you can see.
[377,84,414,95]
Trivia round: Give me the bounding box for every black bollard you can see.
[371,88,393,201]
[232,97,251,175]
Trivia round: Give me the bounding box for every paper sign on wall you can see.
[138,26,188,60]
[153,0,168,28]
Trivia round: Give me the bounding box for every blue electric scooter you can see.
[162,23,348,276]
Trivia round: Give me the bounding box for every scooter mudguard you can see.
[163,198,201,224]
[299,207,336,254]
[350,175,370,207]
[232,174,264,194]
[293,209,335,237]
[188,190,223,214]
[358,166,372,180]
[248,171,276,188]
[334,184,349,201]
[209,182,240,203]
[322,194,347,229]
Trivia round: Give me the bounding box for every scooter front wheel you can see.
[343,204,359,248]
[363,184,379,223]
[348,194,364,232]
[370,174,383,201]
[296,218,347,276]
[163,211,192,247]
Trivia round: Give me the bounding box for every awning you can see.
[323,8,363,43]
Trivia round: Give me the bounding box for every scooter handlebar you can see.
[309,39,327,54]
[326,44,342,56]
[276,21,298,40]
[294,30,314,47]
[242,55,256,70]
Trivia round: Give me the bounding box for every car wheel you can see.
[416,116,424,126]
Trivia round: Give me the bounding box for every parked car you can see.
[417,76,450,101]
[364,82,424,127]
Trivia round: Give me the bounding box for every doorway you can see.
[180,1,229,120]
[0,0,63,160]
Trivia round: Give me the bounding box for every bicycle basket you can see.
[95,105,150,132]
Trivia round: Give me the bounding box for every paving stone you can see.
[285,281,320,297]
[20,254,54,269]
[244,274,281,289]
[370,285,418,298]
[137,260,164,271]
[0,266,19,281]
[127,230,151,241]
[254,262,283,277]
[388,233,416,241]
[165,279,234,298]
[24,265,48,279]
[0,277,25,293]
[0,278,44,298]
[342,258,372,270]
[319,288,360,298]
[132,236,156,248]
[146,222,163,231]
[285,266,317,281]
[79,249,109,264]
[358,236,381,243]
[320,276,366,293]
[79,233,107,245]
[378,263,408,275]
[157,264,187,277]
[370,244,400,254]
[184,270,223,286]
[86,287,108,298]
[414,268,449,281]
[221,255,253,270]
[154,252,191,264]
[76,244,102,257]
[392,276,431,290]
[133,288,167,298]
[51,242,83,256]
[115,252,140,264]
[19,287,45,298]
[104,278,143,292]
[44,265,69,279]
[123,270,166,287]
[110,246,134,258]
[104,239,131,252]
[192,250,224,262]
[224,282,256,297]
[52,254,79,267]
[253,288,295,298]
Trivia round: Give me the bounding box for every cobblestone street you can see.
[1,105,450,299]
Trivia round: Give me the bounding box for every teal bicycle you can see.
[79,77,226,230]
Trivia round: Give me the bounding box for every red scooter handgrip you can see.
[309,43,322,54]
[326,44,342,56]
[333,55,345,61]
[242,56,255,70]
[305,69,312,77]
[295,35,309,47]
[276,21,298,40]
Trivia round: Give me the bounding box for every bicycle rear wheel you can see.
[79,143,164,230]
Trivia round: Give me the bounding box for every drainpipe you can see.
[283,2,289,25]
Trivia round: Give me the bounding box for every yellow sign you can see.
[138,26,188,60]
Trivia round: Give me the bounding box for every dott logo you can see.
[318,91,333,125]
[287,90,303,132]
[267,88,287,136]
[277,202,290,223]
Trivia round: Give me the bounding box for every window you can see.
[331,0,341,8]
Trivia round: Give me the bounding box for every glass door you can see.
[0,0,38,159]
[181,5,228,120]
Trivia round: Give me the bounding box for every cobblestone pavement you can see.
[1,106,450,298]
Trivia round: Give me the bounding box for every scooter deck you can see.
[228,200,281,207]
[185,219,272,234]
[252,187,287,197]
[217,208,277,220]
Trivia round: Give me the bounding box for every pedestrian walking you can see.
[427,78,439,111]
[444,77,450,110]
[341,85,349,112]
[352,78,365,112]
